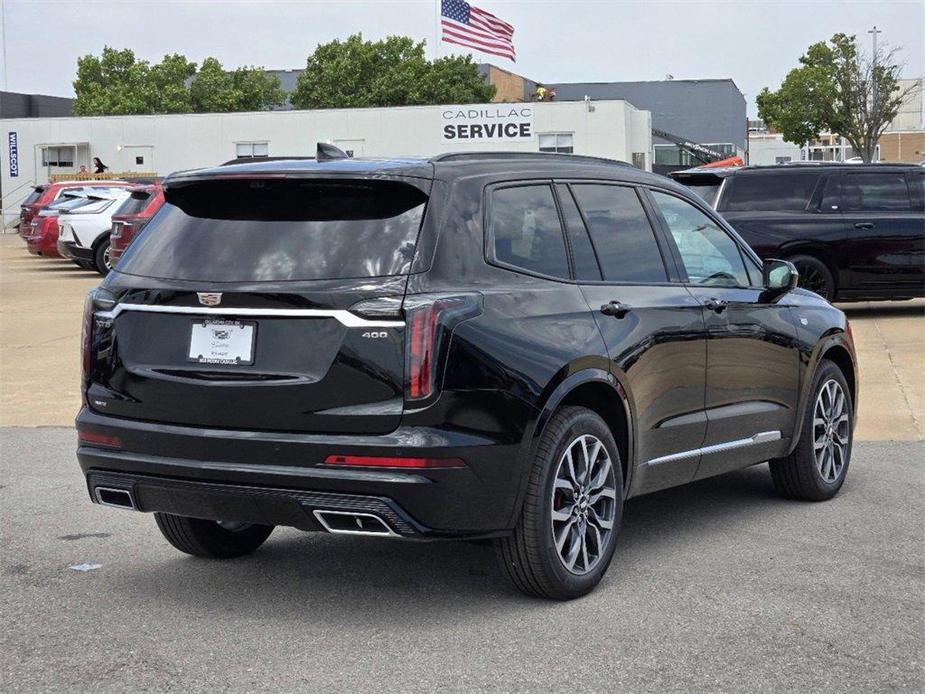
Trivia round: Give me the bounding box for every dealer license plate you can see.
[188,319,256,365]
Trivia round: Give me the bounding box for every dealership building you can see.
[1,99,652,227]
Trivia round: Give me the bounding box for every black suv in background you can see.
[78,150,857,599]
[671,164,925,301]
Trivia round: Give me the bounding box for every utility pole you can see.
[869,26,882,108]
[867,26,883,162]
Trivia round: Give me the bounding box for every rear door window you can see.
[843,172,912,211]
[721,172,822,212]
[489,184,569,279]
[555,184,602,281]
[118,179,428,282]
[22,189,42,206]
[570,184,667,283]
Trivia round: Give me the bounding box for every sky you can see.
[1,0,922,117]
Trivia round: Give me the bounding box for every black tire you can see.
[769,359,853,501]
[154,513,274,558]
[790,254,835,301]
[495,406,624,600]
[93,236,112,277]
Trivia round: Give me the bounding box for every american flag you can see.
[441,0,516,62]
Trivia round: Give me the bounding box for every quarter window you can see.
[490,185,569,279]
[843,173,912,211]
[570,184,667,283]
[651,191,751,287]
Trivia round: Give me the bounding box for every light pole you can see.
[867,26,882,161]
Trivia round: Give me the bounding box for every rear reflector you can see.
[78,431,121,448]
[323,455,465,469]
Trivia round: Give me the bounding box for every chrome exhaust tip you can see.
[94,486,136,510]
[312,509,398,537]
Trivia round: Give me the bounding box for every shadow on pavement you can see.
[112,464,790,618]
[839,302,925,318]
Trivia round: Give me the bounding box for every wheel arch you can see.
[787,331,858,455]
[532,369,635,496]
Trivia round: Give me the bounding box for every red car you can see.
[19,181,130,238]
[24,193,103,257]
[109,183,165,265]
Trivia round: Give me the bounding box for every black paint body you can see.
[77,155,858,537]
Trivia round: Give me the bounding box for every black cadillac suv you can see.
[78,148,858,599]
[670,163,925,302]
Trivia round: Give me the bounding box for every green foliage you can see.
[290,34,495,109]
[189,58,285,113]
[757,33,910,161]
[73,47,152,115]
[73,47,283,116]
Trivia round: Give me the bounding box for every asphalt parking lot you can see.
[0,232,923,691]
[1,431,922,692]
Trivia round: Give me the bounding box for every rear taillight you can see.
[81,289,117,396]
[402,293,481,402]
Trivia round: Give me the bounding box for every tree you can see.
[189,57,285,113]
[73,47,151,115]
[73,47,283,116]
[757,33,912,162]
[290,34,494,109]
[146,53,197,113]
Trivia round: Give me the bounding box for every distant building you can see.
[254,66,747,171]
[0,91,74,119]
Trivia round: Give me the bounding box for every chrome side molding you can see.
[96,303,404,328]
[646,430,781,466]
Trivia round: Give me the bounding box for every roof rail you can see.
[430,151,633,167]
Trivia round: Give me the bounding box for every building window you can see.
[235,142,269,158]
[632,152,647,170]
[775,156,792,164]
[41,146,75,167]
[654,143,734,167]
[539,133,574,154]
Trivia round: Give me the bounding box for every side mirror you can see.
[763,258,799,291]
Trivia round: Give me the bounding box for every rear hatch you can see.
[667,169,728,208]
[88,176,430,435]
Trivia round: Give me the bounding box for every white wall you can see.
[748,133,802,165]
[1,100,651,226]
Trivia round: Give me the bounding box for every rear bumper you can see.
[58,240,93,261]
[25,233,61,257]
[76,407,528,537]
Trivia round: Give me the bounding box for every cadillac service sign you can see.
[441,105,533,142]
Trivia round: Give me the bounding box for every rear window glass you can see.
[722,172,821,212]
[115,191,153,217]
[490,185,569,279]
[118,179,427,282]
[571,184,667,283]
[843,173,912,211]
[22,188,43,206]
[687,184,720,207]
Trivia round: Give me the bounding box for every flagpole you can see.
[434,0,440,60]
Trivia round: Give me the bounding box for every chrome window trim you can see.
[96,303,404,329]
[645,430,781,466]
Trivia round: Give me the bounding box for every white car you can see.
[57,188,132,275]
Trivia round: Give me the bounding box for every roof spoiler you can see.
[316,142,350,162]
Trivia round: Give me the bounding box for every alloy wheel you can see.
[813,379,850,483]
[103,245,112,271]
[795,262,829,297]
[550,434,617,575]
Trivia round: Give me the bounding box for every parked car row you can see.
[17,179,164,275]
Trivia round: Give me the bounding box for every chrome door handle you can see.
[704,298,728,313]
[600,301,631,318]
